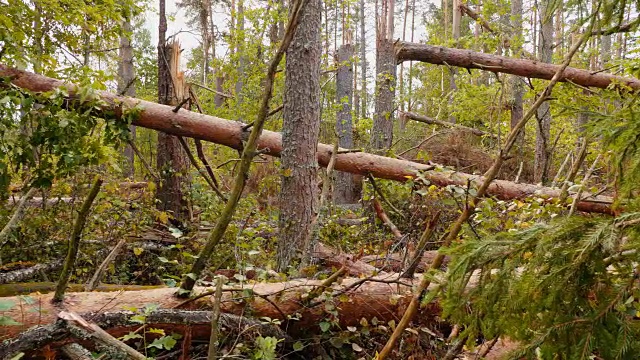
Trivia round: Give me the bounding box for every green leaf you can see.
[319,321,331,332]
[0,299,16,311]
[9,352,24,360]
[120,332,143,341]
[0,316,22,325]
[130,315,146,324]
[19,296,35,305]
[292,341,304,351]
[147,335,177,350]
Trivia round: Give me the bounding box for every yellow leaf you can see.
[360,318,369,327]
[156,212,170,224]
[148,328,166,335]
[282,168,293,177]
[133,247,144,256]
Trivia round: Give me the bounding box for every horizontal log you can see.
[5,182,148,207]
[399,111,492,137]
[0,260,63,285]
[8,182,147,193]
[0,282,164,297]
[362,251,449,273]
[312,243,381,276]
[0,309,290,359]
[395,41,640,91]
[0,65,614,214]
[0,276,442,339]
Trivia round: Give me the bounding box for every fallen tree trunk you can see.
[362,251,449,273]
[312,243,381,276]
[0,260,63,285]
[1,310,291,359]
[0,277,442,339]
[399,111,492,137]
[395,41,640,91]
[0,65,614,214]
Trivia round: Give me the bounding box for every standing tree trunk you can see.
[208,1,225,108]
[398,0,410,125]
[534,0,554,184]
[370,0,396,152]
[119,19,136,178]
[334,42,357,204]
[359,0,367,119]
[509,0,524,140]
[276,0,322,271]
[156,0,190,223]
[235,0,246,107]
[452,0,461,40]
[448,0,461,123]
[554,0,563,58]
[200,0,212,84]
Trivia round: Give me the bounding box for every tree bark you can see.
[0,188,36,248]
[509,0,524,136]
[2,309,290,358]
[360,0,367,119]
[399,111,492,137]
[118,19,136,178]
[0,278,442,340]
[234,0,245,108]
[370,0,396,152]
[53,177,103,303]
[334,43,358,204]
[157,8,190,223]
[0,260,63,285]
[395,41,640,91]
[276,0,322,271]
[534,0,554,184]
[0,65,615,214]
[452,0,461,40]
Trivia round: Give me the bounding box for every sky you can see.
[142,0,432,76]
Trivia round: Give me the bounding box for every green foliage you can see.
[253,336,281,360]
[0,82,133,197]
[441,214,640,358]
[0,0,144,76]
[588,96,640,208]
